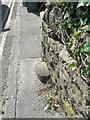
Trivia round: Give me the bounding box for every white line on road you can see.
[8,0,13,8]
[2,0,13,8]
[0,0,15,61]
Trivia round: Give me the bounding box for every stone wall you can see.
[40,3,89,118]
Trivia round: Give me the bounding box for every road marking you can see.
[8,0,13,8]
[0,0,15,61]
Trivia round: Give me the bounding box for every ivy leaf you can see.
[81,25,88,31]
[83,0,89,2]
[83,43,90,53]
[83,18,88,26]
[83,65,90,77]
[74,31,79,38]
[70,63,76,71]
[77,1,84,8]
[79,18,87,26]
[47,95,52,101]
[64,11,69,19]
[86,3,90,6]
[87,57,90,63]
[83,1,90,6]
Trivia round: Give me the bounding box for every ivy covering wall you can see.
[56,1,90,81]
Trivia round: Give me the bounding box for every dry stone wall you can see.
[40,2,89,118]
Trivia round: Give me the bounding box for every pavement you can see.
[0,2,66,119]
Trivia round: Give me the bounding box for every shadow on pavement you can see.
[31,11,40,16]
[26,2,46,17]
[27,9,40,16]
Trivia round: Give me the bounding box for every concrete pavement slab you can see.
[16,58,63,118]
[18,5,41,59]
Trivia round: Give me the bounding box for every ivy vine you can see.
[56,1,90,79]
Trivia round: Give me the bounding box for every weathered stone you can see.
[41,4,89,118]
[86,34,90,43]
[49,6,61,31]
[49,31,58,40]
[59,46,76,62]
[44,8,49,24]
[86,78,90,86]
[75,77,89,95]
[41,30,45,42]
[42,21,49,34]
[41,30,48,44]
[64,101,77,118]
[45,2,55,11]
[36,61,50,83]
[46,52,52,64]
[40,11,45,21]
[59,51,66,61]
[50,72,58,84]
[41,43,46,55]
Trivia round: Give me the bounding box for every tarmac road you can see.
[0,0,16,119]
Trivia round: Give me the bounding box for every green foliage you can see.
[70,63,76,71]
[56,1,90,78]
